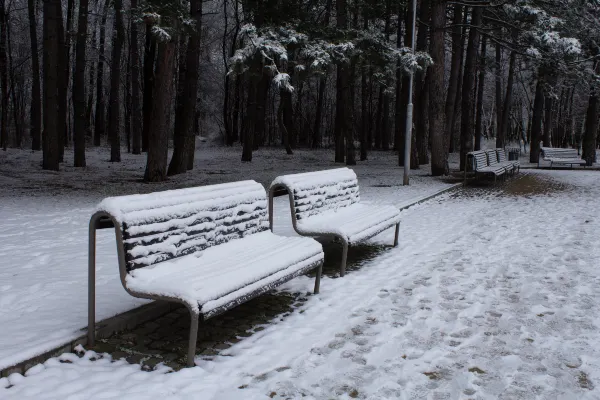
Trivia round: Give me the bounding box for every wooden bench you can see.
[539,147,587,168]
[465,150,506,183]
[494,148,520,174]
[88,181,324,367]
[268,168,401,277]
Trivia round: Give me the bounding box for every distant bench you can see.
[269,168,401,276]
[88,181,324,367]
[465,148,520,184]
[539,147,587,168]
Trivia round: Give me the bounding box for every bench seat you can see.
[296,203,401,245]
[477,165,505,175]
[126,231,323,317]
[269,168,401,276]
[545,157,586,165]
[89,180,325,367]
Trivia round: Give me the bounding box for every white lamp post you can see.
[403,0,417,186]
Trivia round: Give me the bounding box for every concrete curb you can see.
[396,182,463,212]
[0,181,463,378]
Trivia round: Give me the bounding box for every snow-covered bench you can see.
[268,168,401,277]
[466,150,506,183]
[539,147,587,168]
[496,148,520,174]
[88,181,324,367]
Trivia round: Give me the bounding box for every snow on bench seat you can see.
[269,168,401,276]
[466,150,505,183]
[89,180,324,367]
[540,147,587,168]
[496,148,520,173]
[126,231,323,317]
[296,203,401,245]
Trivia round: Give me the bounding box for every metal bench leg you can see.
[314,263,322,294]
[187,309,200,367]
[393,223,400,247]
[340,241,349,277]
[88,219,97,348]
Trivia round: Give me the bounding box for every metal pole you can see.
[403,0,417,186]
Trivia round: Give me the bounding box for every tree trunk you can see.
[94,3,109,147]
[582,82,599,165]
[499,46,517,149]
[543,95,552,147]
[414,0,430,165]
[86,13,97,138]
[28,0,42,151]
[450,10,468,152]
[108,0,124,162]
[444,5,462,154]
[0,3,8,150]
[313,76,325,148]
[73,0,89,167]
[428,0,446,175]
[361,60,368,160]
[130,0,142,155]
[43,0,61,170]
[142,24,156,152]
[474,36,486,151]
[495,42,502,144]
[529,77,544,163]
[144,40,176,182]
[56,4,67,160]
[459,7,481,171]
[168,0,203,175]
[232,74,240,144]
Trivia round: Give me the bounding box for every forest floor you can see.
[1,146,600,399]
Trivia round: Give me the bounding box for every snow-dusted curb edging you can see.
[0,182,462,378]
[0,301,181,377]
[395,182,463,212]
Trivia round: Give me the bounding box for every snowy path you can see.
[0,149,454,370]
[2,170,599,399]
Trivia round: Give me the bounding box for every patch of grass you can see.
[578,372,594,390]
[468,367,486,374]
[502,173,570,197]
[526,338,534,343]
[423,371,441,380]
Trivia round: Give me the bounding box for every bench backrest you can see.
[98,181,269,272]
[485,150,499,166]
[468,151,488,171]
[496,148,508,163]
[541,147,580,159]
[270,168,360,221]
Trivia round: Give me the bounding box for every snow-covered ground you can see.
[0,146,454,371]
[1,166,599,399]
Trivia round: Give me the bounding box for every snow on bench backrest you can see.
[541,147,580,159]
[98,181,269,271]
[468,151,488,170]
[496,148,508,163]
[485,150,499,166]
[271,168,359,220]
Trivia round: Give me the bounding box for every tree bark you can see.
[474,36,486,151]
[583,89,599,165]
[428,0,446,175]
[108,0,124,162]
[28,0,42,151]
[444,5,462,154]
[73,0,89,167]
[168,0,203,175]
[94,3,108,146]
[56,4,67,160]
[450,10,468,152]
[397,5,413,165]
[498,46,516,148]
[529,77,544,163]
[144,40,176,182]
[495,42,502,143]
[414,0,430,165]
[459,7,481,171]
[130,0,142,155]
[0,3,8,150]
[543,95,552,147]
[142,24,156,152]
[43,0,61,170]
